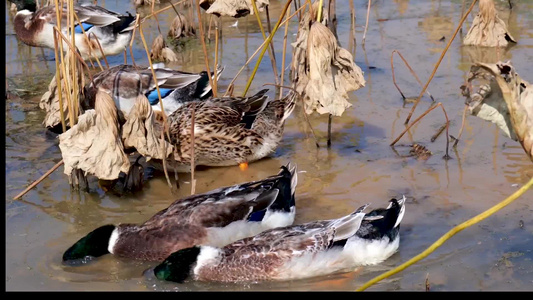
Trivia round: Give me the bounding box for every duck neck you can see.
[13,11,41,47]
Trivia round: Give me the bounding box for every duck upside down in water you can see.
[153,197,406,283]
[152,89,297,172]
[9,0,136,60]
[62,163,297,264]
[81,64,224,118]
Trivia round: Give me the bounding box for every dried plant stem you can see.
[225,2,306,96]
[53,28,94,84]
[317,0,324,22]
[453,104,469,148]
[327,114,333,148]
[89,32,110,69]
[52,31,67,133]
[391,50,435,102]
[362,0,371,45]
[129,14,141,68]
[13,160,64,201]
[213,21,219,96]
[391,102,451,159]
[279,6,291,96]
[356,176,533,291]
[138,22,171,142]
[404,0,478,125]
[190,103,197,195]
[141,0,188,23]
[160,130,173,190]
[252,0,279,85]
[195,0,216,97]
[72,11,104,71]
[242,0,293,97]
[431,123,447,142]
[69,0,79,124]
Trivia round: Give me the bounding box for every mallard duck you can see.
[62,163,297,264]
[9,0,136,60]
[81,64,224,117]
[152,89,297,172]
[153,197,406,283]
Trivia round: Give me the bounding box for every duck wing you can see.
[142,173,286,228]
[223,205,369,258]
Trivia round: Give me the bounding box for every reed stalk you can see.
[279,4,292,96]
[242,0,293,97]
[362,0,371,45]
[195,0,216,97]
[52,30,67,133]
[404,0,478,125]
[391,50,435,102]
[251,0,280,85]
[214,21,219,96]
[190,102,197,195]
[224,2,306,96]
[13,160,64,201]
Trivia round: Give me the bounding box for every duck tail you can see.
[116,12,136,34]
[267,162,297,214]
[331,205,369,242]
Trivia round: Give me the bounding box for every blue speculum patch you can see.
[74,23,94,34]
[146,88,174,105]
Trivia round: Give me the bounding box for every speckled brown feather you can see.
[195,221,338,282]
[162,90,296,168]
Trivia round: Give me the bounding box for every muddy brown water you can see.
[5,0,533,291]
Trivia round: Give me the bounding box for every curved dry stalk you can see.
[404,0,478,125]
[224,2,307,96]
[391,102,451,159]
[391,50,435,102]
[452,104,469,148]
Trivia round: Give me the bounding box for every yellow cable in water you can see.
[356,176,533,291]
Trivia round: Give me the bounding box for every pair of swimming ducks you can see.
[63,163,406,284]
[12,0,407,284]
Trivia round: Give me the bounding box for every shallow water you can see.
[5,0,533,291]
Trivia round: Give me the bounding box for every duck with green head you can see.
[153,197,406,283]
[62,163,298,265]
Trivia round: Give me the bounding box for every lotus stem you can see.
[391,50,435,102]
[362,0,371,45]
[195,0,216,97]
[251,0,280,86]
[404,0,478,125]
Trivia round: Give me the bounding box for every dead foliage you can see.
[151,34,179,62]
[291,2,365,117]
[463,0,516,47]
[461,61,532,161]
[168,11,196,41]
[200,0,269,18]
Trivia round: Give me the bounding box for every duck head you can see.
[8,0,37,12]
[154,246,201,283]
[62,225,116,265]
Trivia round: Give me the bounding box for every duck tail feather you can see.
[332,211,367,242]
